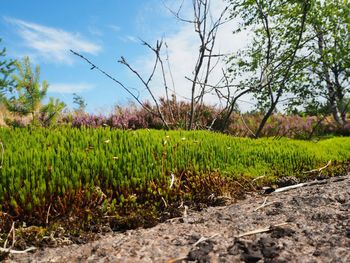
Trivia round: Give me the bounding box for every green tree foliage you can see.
[4,56,65,126]
[5,56,48,121]
[0,39,16,100]
[302,0,350,125]
[39,97,66,127]
[228,0,350,133]
[73,93,87,112]
[228,0,311,137]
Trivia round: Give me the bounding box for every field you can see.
[1,127,350,238]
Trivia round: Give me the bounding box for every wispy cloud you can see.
[107,24,121,32]
[88,25,103,37]
[4,17,102,64]
[49,83,94,93]
[119,35,139,43]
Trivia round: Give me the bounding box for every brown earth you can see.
[5,174,350,263]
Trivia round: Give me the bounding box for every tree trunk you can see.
[317,30,344,126]
[330,102,344,126]
[254,101,278,138]
[334,67,347,124]
[325,74,344,126]
[220,89,251,132]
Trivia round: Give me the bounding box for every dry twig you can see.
[46,203,51,225]
[166,256,188,263]
[165,233,220,263]
[169,173,175,189]
[303,160,331,174]
[193,233,219,247]
[273,182,309,193]
[254,197,279,211]
[3,222,15,250]
[272,175,349,194]
[183,205,188,218]
[252,175,266,182]
[236,223,289,238]
[0,246,36,254]
[1,223,36,255]
[161,197,168,208]
[254,197,267,211]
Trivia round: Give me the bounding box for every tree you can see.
[164,0,231,130]
[73,93,87,112]
[72,0,231,130]
[302,0,350,126]
[4,56,65,126]
[5,56,48,122]
[39,97,66,127]
[0,39,16,100]
[228,0,311,137]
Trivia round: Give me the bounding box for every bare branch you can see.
[70,50,147,112]
[118,42,169,129]
[162,0,195,24]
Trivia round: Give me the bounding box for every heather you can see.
[58,104,350,139]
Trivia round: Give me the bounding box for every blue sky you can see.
[1,0,243,113]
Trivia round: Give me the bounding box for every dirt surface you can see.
[6,175,350,263]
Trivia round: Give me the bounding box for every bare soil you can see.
[5,175,350,263]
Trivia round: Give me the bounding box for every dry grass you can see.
[0,104,32,127]
[0,104,8,126]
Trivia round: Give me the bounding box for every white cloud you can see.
[107,24,121,32]
[119,35,139,43]
[49,83,94,94]
[88,25,103,37]
[4,17,102,64]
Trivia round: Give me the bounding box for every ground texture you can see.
[6,175,350,263]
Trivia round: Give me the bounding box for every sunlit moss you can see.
[0,127,349,230]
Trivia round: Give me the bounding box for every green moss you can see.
[0,127,350,236]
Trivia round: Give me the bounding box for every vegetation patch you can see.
[0,127,350,249]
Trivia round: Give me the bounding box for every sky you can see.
[1,0,249,113]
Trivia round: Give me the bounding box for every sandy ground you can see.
[6,174,350,263]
